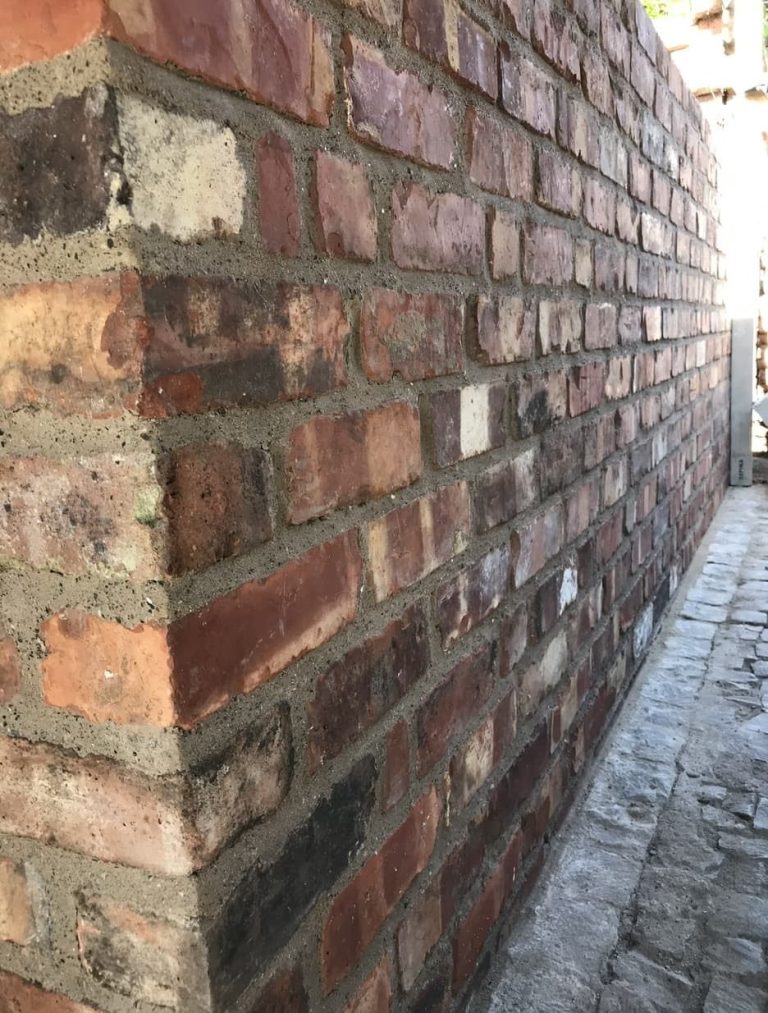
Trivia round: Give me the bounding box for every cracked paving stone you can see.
[705,936,768,976]
[703,975,766,1013]
[682,601,729,623]
[753,798,768,831]
[731,609,768,625]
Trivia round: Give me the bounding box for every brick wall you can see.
[0,0,728,1010]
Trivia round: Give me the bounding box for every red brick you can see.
[618,305,642,345]
[405,0,497,97]
[0,0,105,72]
[0,858,35,945]
[513,371,568,437]
[256,132,300,256]
[519,631,568,718]
[532,0,580,78]
[429,384,506,467]
[583,177,616,235]
[287,403,421,523]
[594,244,625,291]
[557,94,599,165]
[565,475,600,539]
[314,152,377,261]
[583,47,613,116]
[629,152,652,203]
[631,43,655,106]
[307,605,429,771]
[381,720,411,813]
[43,532,362,727]
[616,198,639,244]
[417,645,495,775]
[489,209,520,279]
[569,362,606,416]
[344,958,392,1013]
[522,223,574,285]
[251,967,308,1013]
[474,448,539,533]
[585,302,618,349]
[368,483,471,601]
[501,606,529,675]
[0,972,100,1013]
[436,545,511,645]
[500,47,557,138]
[397,881,442,991]
[538,300,582,354]
[322,788,440,991]
[344,36,456,168]
[76,896,207,1007]
[450,690,516,810]
[600,3,630,76]
[536,149,581,217]
[467,110,533,200]
[495,0,532,38]
[452,833,522,987]
[163,443,273,574]
[361,289,465,382]
[510,503,564,587]
[140,279,349,417]
[476,296,535,364]
[0,637,21,705]
[391,183,484,274]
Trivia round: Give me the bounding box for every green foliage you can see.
[643,0,671,16]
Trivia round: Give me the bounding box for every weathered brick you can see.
[585,302,618,349]
[575,239,593,287]
[382,720,411,813]
[616,197,639,244]
[594,244,625,291]
[474,448,539,533]
[565,475,600,539]
[257,132,300,256]
[344,36,455,168]
[361,289,465,382]
[417,645,495,774]
[405,0,497,97]
[287,403,421,523]
[536,149,581,217]
[0,637,21,705]
[314,152,377,262]
[519,631,568,717]
[476,296,535,364]
[392,183,484,274]
[307,605,429,771]
[500,47,557,138]
[76,896,207,1009]
[345,959,392,1013]
[489,209,520,279]
[644,305,662,342]
[436,545,511,645]
[569,361,606,415]
[600,3,630,76]
[322,788,440,990]
[397,881,442,992]
[467,109,533,199]
[631,43,655,106]
[429,384,506,466]
[618,305,642,345]
[0,972,100,1013]
[251,967,308,1013]
[368,482,471,601]
[583,177,616,235]
[630,152,652,203]
[541,426,584,494]
[557,94,599,165]
[583,47,613,116]
[513,371,568,437]
[539,300,582,354]
[605,356,632,400]
[208,756,376,1008]
[0,858,35,945]
[511,503,564,587]
[43,532,361,727]
[450,690,516,810]
[522,223,574,285]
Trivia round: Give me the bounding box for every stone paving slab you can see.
[469,487,768,1013]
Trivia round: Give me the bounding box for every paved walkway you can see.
[470,485,768,1013]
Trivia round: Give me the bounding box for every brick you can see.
[139,279,349,417]
[0,858,35,945]
[476,296,535,364]
[361,289,465,382]
[511,503,564,587]
[541,426,584,494]
[450,691,516,809]
[405,0,497,97]
[314,152,377,261]
[536,149,581,217]
[208,756,376,1008]
[557,94,598,165]
[0,637,21,705]
[474,448,539,533]
[600,4,630,76]
[630,152,652,203]
[583,48,613,116]
[594,244,625,291]
[500,48,557,138]
[251,968,308,1013]
[417,645,495,774]
[397,882,442,991]
[605,356,632,400]
[322,788,440,990]
[467,110,533,200]
[116,94,245,242]
[539,300,582,354]
[522,224,574,285]
[0,88,119,245]
[618,305,642,345]
[616,198,639,244]
[344,958,392,1013]
[644,305,662,342]
[583,177,615,235]
[0,972,100,1013]
[565,476,599,539]
[287,403,421,523]
[344,36,455,168]
[513,371,568,437]
[585,302,618,349]
[76,896,207,1008]
[391,183,484,274]
[43,532,362,727]
[631,43,655,106]
[519,631,568,717]
[436,545,511,645]
[256,133,299,256]
[368,482,470,601]
[163,443,273,575]
[501,606,529,675]
[429,384,506,467]
[109,0,333,126]
[569,362,606,415]
[489,209,520,279]
[382,720,411,813]
[307,605,429,771]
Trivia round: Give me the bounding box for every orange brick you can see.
[0,858,35,945]
[0,637,21,704]
[0,0,105,72]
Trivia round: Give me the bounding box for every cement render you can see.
[470,485,768,1013]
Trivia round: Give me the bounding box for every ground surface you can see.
[470,485,768,1013]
